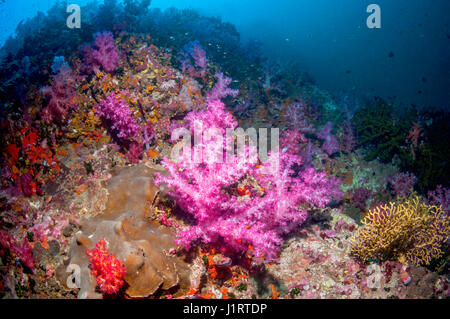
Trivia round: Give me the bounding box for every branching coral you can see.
[350,197,450,266]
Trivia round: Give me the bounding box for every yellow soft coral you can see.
[350,197,449,266]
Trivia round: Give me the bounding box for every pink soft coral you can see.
[83,31,120,73]
[85,238,126,295]
[96,92,141,142]
[388,172,417,197]
[0,230,34,270]
[40,63,78,123]
[156,99,342,263]
[280,129,307,155]
[179,41,208,77]
[206,73,239,103]
[284,102,315,133]
[317,121,340,156]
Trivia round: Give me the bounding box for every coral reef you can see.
[0,0,448,300]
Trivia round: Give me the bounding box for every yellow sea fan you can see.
[350,197,449,266]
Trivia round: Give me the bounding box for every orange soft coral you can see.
[86,238,126,295]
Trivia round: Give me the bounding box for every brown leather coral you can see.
[57,164,191,298]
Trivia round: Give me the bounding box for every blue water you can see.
[0,0,449,109]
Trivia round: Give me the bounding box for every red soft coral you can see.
[85,238,126,295]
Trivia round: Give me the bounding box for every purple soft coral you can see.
[341,119,357,153]
[40,62,78,123]
[317,121,340,156]
[388,172,417,197]
[179,40,208,77]
[280,129,307,155]
[0,230,34,270]
[83,31,120,73]
[96,92,140,141]
[206,73,239,103]
[284,102,315,133]
[351,187,374,211]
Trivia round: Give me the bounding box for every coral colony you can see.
[0,1,449,300]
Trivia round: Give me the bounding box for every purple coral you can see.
[284,102,315,133]
[126,142,144,164]
[0,230,34,270]
[351,187,374,211]
[341,119,357,153]
[40,62,78,123]
[280,129,307,155]
[19,173,34,197]
[179,40,208,77]
[387,172,417,197]
[96,92,140,141]
[206,73,239,103]
[317,122,340,156]
[156,99,342,263]
[83,31,120,73]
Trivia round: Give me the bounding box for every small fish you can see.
[418,90,423,94]
[422,77,427,83]
[345,70,351,74]
[388,51,395,58]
